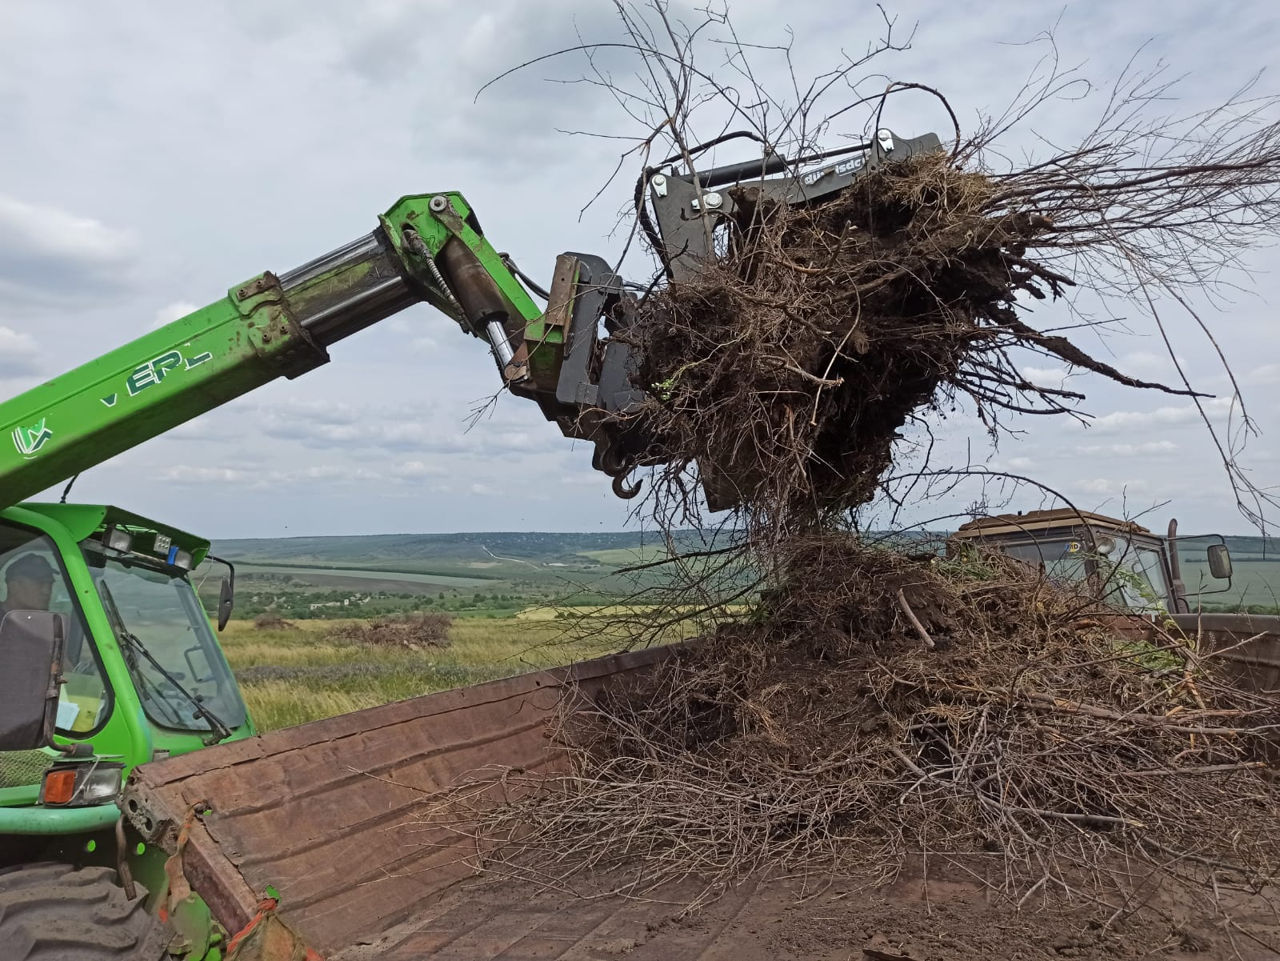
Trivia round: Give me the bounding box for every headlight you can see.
[40,761,125,806]
[103,526,134,553]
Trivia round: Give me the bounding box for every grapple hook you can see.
[612,472,643,500]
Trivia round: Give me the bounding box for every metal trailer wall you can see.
[123,646,672,955]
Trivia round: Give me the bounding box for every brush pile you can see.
[448,538,1280,901]
[327,611,452,650]
[253,613,297,631]
[623,137,1280,531]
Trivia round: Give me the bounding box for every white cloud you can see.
[409,336,439,353]
[1021,366,1069,387]
[0,195,132,264]
[1086,396,1236,434]
[1076,477,1151,496]
[159,461,429,488]
[149,301,199,331]
[1244,363,1280,386]
[253,397,540,457]
[159,465,256,485]
[392,460,448,480]
[0,326,40,377]
[0,194,137,306]
[162,419,239,443]
[1076,440,1179,456]
[1116,350,1186,376]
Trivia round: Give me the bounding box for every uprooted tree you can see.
[501,5,1280,538]
[445,2,1280,945]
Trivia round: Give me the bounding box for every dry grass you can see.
[221,615,633,731]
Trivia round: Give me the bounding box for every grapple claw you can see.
[612,473,643,500]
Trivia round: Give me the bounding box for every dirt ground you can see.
[354,859,1279,960]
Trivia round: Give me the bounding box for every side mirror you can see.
[0,611,67,751]
[207,553,236,633]
[217,574,235,632]
[1207,543,1233,580]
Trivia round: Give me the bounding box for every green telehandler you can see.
[0,131,953,958]
[0,187,663,958]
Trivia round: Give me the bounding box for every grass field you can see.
[221,615,644,731]
[1181,558,1280,609]
[576,545,671,566]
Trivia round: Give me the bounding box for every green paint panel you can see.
[382,193,543,328]
[0,802,121,835]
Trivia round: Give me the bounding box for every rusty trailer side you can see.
[122,646,672,957]
[1168,611,1280,693]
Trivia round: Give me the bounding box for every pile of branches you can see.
[253,613,297,631]
[327,611,452,650]
[437,538,1280,903]
[625,133,1280,533]
[539,5,1280,534]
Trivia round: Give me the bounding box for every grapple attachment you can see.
[646,129,944,282]
[437,131,946,503]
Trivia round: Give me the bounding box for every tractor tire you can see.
[0,862,169,960]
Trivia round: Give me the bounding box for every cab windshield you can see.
[84,546,245,734]
[995,539,1089,584]
[989,533,1170,612]
[1097,535,1171,613]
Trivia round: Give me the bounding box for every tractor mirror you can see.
[1207,544,1233,580]
[0,611,67,751]
[217,575,235,632]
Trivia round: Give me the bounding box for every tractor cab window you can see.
[83,545,245,735]
[997,538,1090,585]
[1097,536,1170,613]
[0,522,111,737]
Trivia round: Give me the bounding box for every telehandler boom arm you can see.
[0,130,948,509]
[0,192,644,507]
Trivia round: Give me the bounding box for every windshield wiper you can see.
[98,582,233,745]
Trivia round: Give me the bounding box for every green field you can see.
[576,545,671,566]
[1181,558,1280,609]
[236,563,492,589]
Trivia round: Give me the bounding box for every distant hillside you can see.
[210,530,732,596]
[213,528,1274,568]
[208,528,1278,611]
[213,531,662,566]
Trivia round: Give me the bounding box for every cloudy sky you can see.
[1,1,1277,538]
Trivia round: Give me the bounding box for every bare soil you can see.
[362,860,1278,960]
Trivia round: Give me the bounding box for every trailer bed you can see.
[123,630,1280,960]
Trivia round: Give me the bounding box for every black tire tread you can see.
[0,863,167,960]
